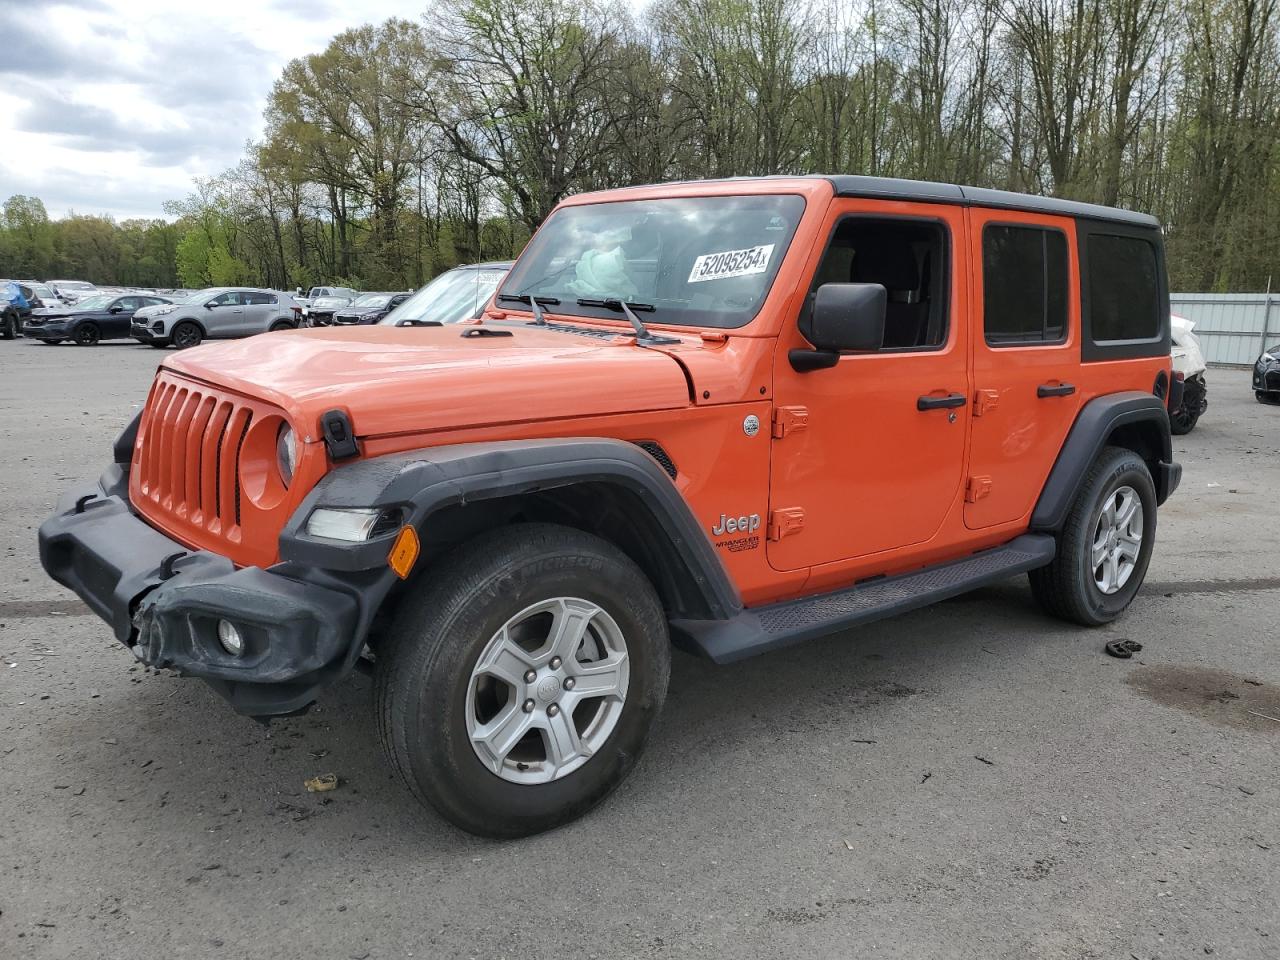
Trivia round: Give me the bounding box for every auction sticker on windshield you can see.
[687,244,775,284]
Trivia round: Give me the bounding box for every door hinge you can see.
[965,476,993,503]
[771,405,809,439]
[767,507,806,541]
[973,389,999,417]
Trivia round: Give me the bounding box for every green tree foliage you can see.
[2,0,1278,291]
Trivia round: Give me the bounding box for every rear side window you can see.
[1086,235,1159,342]
[243,292,277,305]
[983,225,1068,345]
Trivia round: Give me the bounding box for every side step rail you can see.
[671,534,1056,664]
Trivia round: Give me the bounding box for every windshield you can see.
[72,295,114,309]
[381,266,508,326]
[32,284,55,299]
[181,288,222,304]
[351,294,391,308]
[312,296,347,308]
[497,195,805,329]
[57,281,96,291]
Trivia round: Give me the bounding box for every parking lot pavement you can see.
[1,340,1277,960]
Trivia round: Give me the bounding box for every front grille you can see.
[131,373,256,546]
[1267,370,1280,391]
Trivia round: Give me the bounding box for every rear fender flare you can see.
[1031,391,1175,531]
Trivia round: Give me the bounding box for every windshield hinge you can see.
[771,406,809,439]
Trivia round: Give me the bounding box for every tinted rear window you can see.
[983,225,1068,345]
[1087,235,1160,341]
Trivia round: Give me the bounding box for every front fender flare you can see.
[278,438,743,622]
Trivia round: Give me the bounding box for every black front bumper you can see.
[130,323,165,343]
[39,466,371,716]
[24,323,71,340]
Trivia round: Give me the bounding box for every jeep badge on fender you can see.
[39,175,1180,839]
[711,513,762,536]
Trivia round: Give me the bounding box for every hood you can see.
[30,306,89,319]
[161,324,695,441]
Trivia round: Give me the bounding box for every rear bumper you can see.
[39,467,367,716]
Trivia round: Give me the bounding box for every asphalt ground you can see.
[1,340,1278,960]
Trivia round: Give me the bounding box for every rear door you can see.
[964,209,1083,528]
[242,291,277,332]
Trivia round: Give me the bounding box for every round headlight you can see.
[276,423,297,486]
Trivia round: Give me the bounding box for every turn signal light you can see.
[388,525,420,580]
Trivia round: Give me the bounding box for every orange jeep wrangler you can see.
[40,176,1182,837]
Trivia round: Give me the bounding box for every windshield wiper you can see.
[575,298,679,344]
[497,293,560,325]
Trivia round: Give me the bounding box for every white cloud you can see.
[0,0,410,220]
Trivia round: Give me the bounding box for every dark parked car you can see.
[1255,344,1280,404]
[378,262,513,327]
[24,292,172,345]
[331,291,411,326]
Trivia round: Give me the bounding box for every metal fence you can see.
[1170,293,1278,366]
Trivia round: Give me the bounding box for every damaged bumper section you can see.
[38,465,368,717]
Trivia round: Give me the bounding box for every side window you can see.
[116,297,140,311]
[807,217,949,351]
[244,292,276,305]
[983,225,1068,346]
[213,292,242,307]
[1086,234,1159,342]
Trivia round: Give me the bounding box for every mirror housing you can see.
[108,304,123,313]
[790,283,886,372]
[205,300,219,309]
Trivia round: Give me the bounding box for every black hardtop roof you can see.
[823,175,1159,228]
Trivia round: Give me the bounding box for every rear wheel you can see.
[1,310,15,340]
[375,523,670,838]
[171,321,202,349]
[1029,446,1157,626]
[268,320,293,332]
[1169,403,1200,434]
[73,323,100,346]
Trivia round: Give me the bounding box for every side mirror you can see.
[205,300,219,309]
[109,305,123,313]
[791,283,886,371]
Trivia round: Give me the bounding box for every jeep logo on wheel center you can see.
[711,513,761,536]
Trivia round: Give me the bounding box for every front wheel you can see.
[171,321,202,349]
[0,311,15,340]
[73,322,100,346]
[1029,446,1157,626]
[375,523,670,838]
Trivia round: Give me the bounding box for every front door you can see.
[207,291,245,337]
[107,296,140,338]
[768,202,971,572]
[964,209,1083,529]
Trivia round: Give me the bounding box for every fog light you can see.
[217,619,244,657]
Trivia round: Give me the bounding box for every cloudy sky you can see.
[0,0,411,221]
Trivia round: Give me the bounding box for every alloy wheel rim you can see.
[175,325,198,347]
[465,597,630,785]
[1092,485,1143,595]
[77,327,98,345]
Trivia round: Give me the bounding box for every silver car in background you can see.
[131,287,302,349]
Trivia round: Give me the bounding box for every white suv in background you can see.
[131,288,302,349]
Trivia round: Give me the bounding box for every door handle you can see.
[917,393,967,411]
[1037,382,1076,398]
